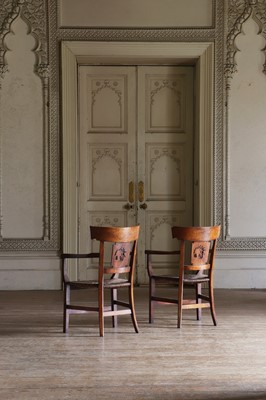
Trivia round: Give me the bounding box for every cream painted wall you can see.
[229,17,266,237]
[59,0,213,28]
[1,1,266,289]
[1,16,44,239]
[0,4,60,290]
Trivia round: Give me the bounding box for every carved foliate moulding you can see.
[225,0,266,89]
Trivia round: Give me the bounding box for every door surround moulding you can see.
[61,41,214,253]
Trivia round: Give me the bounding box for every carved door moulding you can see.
[61,41,215,256]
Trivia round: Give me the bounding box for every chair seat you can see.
[68,280,98,289]
[104,278,130,288]
[183,273,209,283]
[68,278,130,288]
[152,273,208,283]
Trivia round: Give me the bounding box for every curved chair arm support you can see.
[145,250,180,255]
[62,253,99,259]
[62,253,100,283]
[145,250,180,277]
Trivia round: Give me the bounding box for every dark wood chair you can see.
[146,225,221,328]
[62,225,140,337]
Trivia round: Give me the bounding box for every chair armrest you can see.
[145,250,180,255]
[61,253,100,283]
[62,253,99,259]
[145,250,180,278]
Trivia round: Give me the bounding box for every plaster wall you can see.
[0,0,266,289]
[1,15,44,239]
[59,0,213,28]
[229,17,266,238]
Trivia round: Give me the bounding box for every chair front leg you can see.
[149,277,155,324]
[99,284,104,337]
[209,282,217,326]
[111,288,118,328]
[177,280,184,328]
[63,284,70,333]
[196,283,202,321]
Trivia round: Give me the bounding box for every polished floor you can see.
[1,288,266,400]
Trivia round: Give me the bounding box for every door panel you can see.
[137,67,194,282]
[79,66,137,279]
[79,65,194,282]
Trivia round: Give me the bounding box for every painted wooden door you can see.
[78,65,194,283]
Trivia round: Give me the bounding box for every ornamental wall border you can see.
[223,0,266,250]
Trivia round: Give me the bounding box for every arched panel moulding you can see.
[0,0,60,252]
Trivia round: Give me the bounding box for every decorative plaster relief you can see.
[225,0,266,88]
[90,213,126,228]
[1,13,44,239]
[224,0,266,249]
[150,214,179,240]
[0,0,59,251]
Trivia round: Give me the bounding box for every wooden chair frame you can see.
[146,225,221,328]
[62,225,140,337]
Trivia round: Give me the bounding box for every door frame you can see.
[61,41,214,259]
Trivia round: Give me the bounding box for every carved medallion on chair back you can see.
[191,241,210,265]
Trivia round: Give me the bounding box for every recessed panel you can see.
[59,0,214,28]
[146,75,186,133]
[86,75,127,133]
[146,143,186,200]
[88,144,127,200]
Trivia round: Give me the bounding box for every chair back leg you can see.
[111,288,118,328]
[129,286,139,333]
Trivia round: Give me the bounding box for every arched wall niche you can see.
[0,0,58,253]
[223,0,266,251]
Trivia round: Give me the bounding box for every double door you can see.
[79,65,194,283]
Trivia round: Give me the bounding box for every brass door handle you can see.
[138,181,144,203]
[124,203,133,210]
[129,181,134,203]
[139,203,148,210]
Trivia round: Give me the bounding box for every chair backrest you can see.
[90,225,140,276]
[171,226,221,273]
